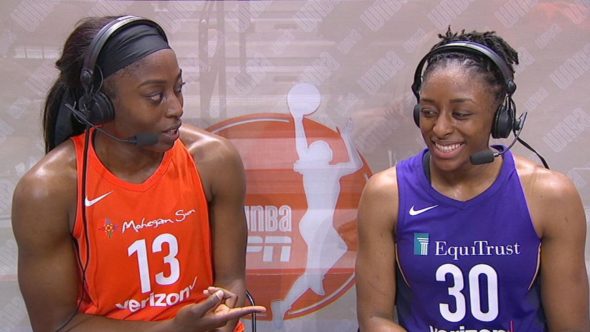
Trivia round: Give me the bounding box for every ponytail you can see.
[42,16,120,153]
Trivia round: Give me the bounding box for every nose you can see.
[432,112,454,137]
[167,93,183,118]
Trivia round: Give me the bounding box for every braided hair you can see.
[422,27,519,104]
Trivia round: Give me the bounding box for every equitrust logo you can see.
[208,83,371,328]
[414,233,430,256]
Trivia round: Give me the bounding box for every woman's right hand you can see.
[167,288,266,332]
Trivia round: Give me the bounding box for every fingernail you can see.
[214,290,223,300]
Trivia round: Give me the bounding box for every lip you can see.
[431,141,464,159]
[163,122,182,133]
[160,123,182,142]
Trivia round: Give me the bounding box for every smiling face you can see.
[103,48,184,152]
[417,62,499,172]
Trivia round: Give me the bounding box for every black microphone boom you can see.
[134,133,159,146]
[470,150,496,165]
[469,112,525,166]
[66,103,159,146]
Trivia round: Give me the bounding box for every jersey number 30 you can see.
[436,263,499,322]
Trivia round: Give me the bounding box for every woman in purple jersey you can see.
[355,28,589,331]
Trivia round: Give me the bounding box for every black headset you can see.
[77,15,167,125]
[411,41,518,139]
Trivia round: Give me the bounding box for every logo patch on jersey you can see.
[434,240,523,261]
[98,218,118,238]
[115,276,198,313]
[120,208,197,234]
[409,204,438,216]
[85,191,113,207]
[414,233,429,255]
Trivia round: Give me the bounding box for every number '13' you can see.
[128,233,180,293]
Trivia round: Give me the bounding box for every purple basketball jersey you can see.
[395,148,545,331]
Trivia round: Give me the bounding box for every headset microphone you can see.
[468,112,548,169]
[470,112,526,165]
[65,103,159,146]
[469,150,498,165]
[133,133,159,146]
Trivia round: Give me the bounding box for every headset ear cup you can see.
[77,94,92,121]
[87,91,115,124]
[413,104,421,127]
[492,105,512,138]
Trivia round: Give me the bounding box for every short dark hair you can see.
[422,27,519,105]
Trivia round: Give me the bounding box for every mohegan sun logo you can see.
[208,83,371,328]
[98,218,117,238]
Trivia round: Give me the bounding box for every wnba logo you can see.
[208,83,371,327]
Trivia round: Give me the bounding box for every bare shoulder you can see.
[179,124,245,201]
[515,155,579,202]
[14,142,77,203]
[358,166,398,230]
[12,142,77,239]
[362,166,398,200]
[514,155,584,236]
[179,124,241,165]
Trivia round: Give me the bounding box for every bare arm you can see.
[12,153,86,332]
[12,151,161,331]
[206,140,250,332]
[522,163,590,331]
[355,168,406,332]
[182,126,265,332]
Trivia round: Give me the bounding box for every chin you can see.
[430,153,472,172]
[144,142,174,153]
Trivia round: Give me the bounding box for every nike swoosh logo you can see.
[409,205,438,216]
[84,191,113,207]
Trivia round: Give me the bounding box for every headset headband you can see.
[80,15,168,91]
[412,41,516,100]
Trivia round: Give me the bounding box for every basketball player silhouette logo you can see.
[208,83,371,328]
[271,83,362,328]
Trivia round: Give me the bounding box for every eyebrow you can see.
[137,69,183,87]
[420,97,474,104]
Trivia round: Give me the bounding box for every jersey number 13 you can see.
[128,233,181,293]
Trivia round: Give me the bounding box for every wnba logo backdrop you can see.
[208,83,371,328]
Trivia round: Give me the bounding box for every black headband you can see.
[96,23,170,79]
